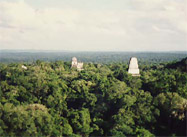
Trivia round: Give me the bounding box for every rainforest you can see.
[0,52,186,136]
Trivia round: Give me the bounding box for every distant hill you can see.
[166,57,187,72]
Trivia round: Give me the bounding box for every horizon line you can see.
[0,49,187,53]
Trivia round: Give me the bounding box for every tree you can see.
[68,108,93,136]
[0,103,54,136]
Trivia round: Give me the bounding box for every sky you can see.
[0,0,186,51]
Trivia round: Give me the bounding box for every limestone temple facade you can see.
[71,57,84,71]
[71,56,140,74]
[128,57,140,76]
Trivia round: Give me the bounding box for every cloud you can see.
[0,0,186,51]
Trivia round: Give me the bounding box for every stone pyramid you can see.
[128,57,140,76]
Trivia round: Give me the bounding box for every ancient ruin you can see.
[21,65,27,70]
[71,57,78,68]
[128,57,140,76]
[71,57,84,71]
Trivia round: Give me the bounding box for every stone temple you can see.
[128,57,140,76]
[72,57,78,68]
[71,57,84,71]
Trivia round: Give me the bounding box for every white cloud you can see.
[0,0,186,51]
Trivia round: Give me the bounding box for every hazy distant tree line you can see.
[0,57,186,136]
[0,51,186,64]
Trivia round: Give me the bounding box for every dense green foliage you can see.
[166,57,187,72]
[0,57,186,136]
